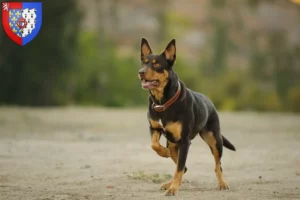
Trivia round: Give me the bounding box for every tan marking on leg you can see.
[202,131,229,190]
[151,130,170,158]
[161,141,178,190]
[165,122,182,141]
[149,119,162,129]
[168,141,178,164]
[166,170,184,196]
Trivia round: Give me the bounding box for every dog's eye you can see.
[154,63,161,68]
[144,58,148,64]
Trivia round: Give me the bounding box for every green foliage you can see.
[0,0,299,112]
[287,87,300,112]
[181,68,286,112]
[73,32,147,107]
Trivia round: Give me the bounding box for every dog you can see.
[138,38,236,196]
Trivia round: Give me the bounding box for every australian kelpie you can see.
[138,38,236,196]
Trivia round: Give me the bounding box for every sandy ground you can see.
[0,107,299,200]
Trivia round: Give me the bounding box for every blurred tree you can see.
[247,0,300,109]
[0,0,82,105]
[207,0,229,74]
[154,0,169,43]
[73,0,147,107]
[0,0,299,112]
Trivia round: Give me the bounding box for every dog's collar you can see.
[150,81,181,112]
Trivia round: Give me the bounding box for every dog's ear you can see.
[162,39,176,64]
[141,38,152,60]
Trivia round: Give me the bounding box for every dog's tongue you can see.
[142,81,150,87]
[142,80,156,89]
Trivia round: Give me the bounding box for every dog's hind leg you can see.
[200,115,229,190]
[161,141,187,191]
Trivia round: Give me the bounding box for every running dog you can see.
[138,38,236,196]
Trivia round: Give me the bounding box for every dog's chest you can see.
[158,118,168,133]
[159,119,168,138]
[149,117,181,143]
[158,118,164,128]
[157,118,181,143]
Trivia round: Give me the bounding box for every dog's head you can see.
[138,38,176,90]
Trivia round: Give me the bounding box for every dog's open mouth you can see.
[141,78,159,89]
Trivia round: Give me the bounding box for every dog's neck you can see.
[150,71,179,105]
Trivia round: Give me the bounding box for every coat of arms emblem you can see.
[2,2,42,46]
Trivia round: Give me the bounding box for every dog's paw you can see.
[160,180,173,190]
[165,185,179,196]
[219,181,230,190]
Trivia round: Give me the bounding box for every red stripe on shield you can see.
[2,2,22,45]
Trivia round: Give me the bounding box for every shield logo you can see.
[2,2,42,46]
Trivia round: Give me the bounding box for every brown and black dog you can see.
[138,38,236,196]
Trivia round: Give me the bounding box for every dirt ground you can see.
[0,107,299,200]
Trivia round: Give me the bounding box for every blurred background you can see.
[1,2,300,199]
[1,0,300,112]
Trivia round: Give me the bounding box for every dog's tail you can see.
[222,135,236,151]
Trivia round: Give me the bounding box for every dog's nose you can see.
[139,67,146,75]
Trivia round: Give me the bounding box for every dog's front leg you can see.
[150,127,170,158]
[166,136,190,196]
